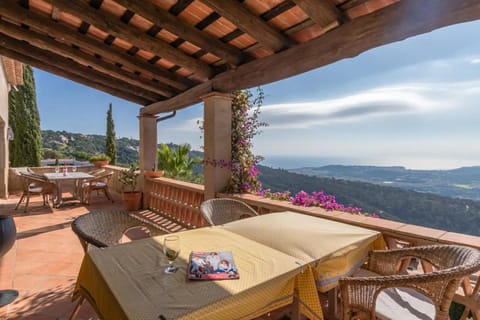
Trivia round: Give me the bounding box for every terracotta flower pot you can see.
[92,160,110,167]
[122,191,142,211]
[144,170,164,178]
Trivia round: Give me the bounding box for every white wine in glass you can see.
[163,235,180,274]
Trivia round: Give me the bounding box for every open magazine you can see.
[188,251,239,280]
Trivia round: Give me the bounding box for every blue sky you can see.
[35,19,480,170]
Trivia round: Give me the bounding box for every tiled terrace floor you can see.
[0,191,136,319]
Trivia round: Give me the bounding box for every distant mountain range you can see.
[40,130,480,236]
[290,165,480,201]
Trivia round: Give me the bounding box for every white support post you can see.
[202,92,233,200]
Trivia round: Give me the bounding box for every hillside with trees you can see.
[259,165,480,236]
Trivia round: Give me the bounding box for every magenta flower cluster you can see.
[258,189,378,217]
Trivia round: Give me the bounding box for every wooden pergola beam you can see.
[291,0,347,26]
[47,0,213,79]
[0,47,150,105]
[113,0,245,66]
[0,1,193,91]
[0,33,163,102]
[201,0,291,52]
[142,82,212,114]
[142,0,480,114]
[0,19,174,98]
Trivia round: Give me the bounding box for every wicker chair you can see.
[81,171,114,204]
[200,198,258,226]
[339,245,480,320]
[70,210,167,319]
[71,210,166,251]
[15,172,55,213]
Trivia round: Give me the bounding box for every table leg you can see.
[53,181,62,208]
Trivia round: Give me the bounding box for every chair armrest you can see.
[366,245,480,276]
[339,272,460,319]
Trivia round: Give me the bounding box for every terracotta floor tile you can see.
[0,194,125,319]
[0,192,180,319]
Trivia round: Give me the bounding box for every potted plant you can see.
[143,166,164,178]
[119,163,142,210]
[90,154,111,167]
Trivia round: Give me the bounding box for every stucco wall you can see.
[0,60,10,199]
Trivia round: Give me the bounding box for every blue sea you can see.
[260,156,359,169]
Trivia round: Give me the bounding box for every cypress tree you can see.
[8,65,42,167]
[105,103,117,165]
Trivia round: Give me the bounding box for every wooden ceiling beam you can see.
[47,0,213,78]
[0,19,175,98]
[112,0,245,66]
[0,33,163,102]
[291,0,346,26]
[0,48,151,105]
[201,0,291,52]
[142,82,212,114]
[142,0,480,114]
[212,0,480,92]
[0,1,193,91]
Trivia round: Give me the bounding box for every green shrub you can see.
[89,154,111,162]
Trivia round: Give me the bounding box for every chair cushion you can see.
[354,269,436,320]
[83,182,106,188]
[28,186,43,193]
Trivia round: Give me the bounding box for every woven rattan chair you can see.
[81,171,114,204]
[200,198,258,226]
[15,172,55,213]
[339,245,480,320]
[71,210,166,251]
[70,210,167,319]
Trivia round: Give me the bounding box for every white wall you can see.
[0,60,10,199]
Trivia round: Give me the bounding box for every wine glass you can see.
[163,235,180,274]
[54,166,59,174]
[72,165,77,173]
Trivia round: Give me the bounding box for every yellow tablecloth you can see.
[222,211,386,292]
[74,227,323,320]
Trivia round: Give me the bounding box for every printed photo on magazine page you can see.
[188,251,239,280]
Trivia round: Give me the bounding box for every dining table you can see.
[222,211,386,318]
[43,171,93,207]
[73,211,385,320]
[74,227,323,320]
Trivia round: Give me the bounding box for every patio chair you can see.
[87,168,105,176]
[200,198,258,226]
[14,172,55,213]
[81,171,114,204]
[71,210,167,251]
[70,210,167,319]
[339,245,480,320]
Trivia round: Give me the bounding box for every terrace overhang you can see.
[0,0,479,113]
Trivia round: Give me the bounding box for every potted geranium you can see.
[119,163,142,210]
[90,154,111,167]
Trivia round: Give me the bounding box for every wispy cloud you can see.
[168,117,203,132]
[470,58,480,64]
[261,81,480,129]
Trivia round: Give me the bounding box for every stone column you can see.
[138,114,157,206]
[138,114,158,172]
[0,120,7,199]
[202,92,233,200]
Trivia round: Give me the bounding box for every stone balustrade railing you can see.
[144,177,205,228]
